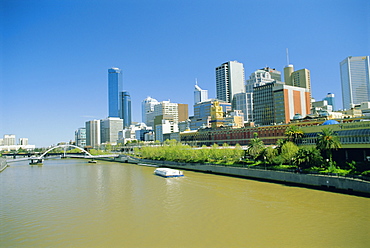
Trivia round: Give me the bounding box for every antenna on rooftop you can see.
[195,78,198,85]
[286,48,290,65]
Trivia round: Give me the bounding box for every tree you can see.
[316,127,341,164]
[285,125,304,144]
[247,133,265,160]
[280,141,299,164]
[294,147,323,169]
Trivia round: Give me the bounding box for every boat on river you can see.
[154,168,184,178]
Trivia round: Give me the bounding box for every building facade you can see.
[120,91,132,128]
[74,128,86,147]
[245,67,281,93]
[100,117,123,145]
[232,92,253,122]
[108,67,123,117]
[142,96,159,125]
[340,56,370,110]
[216,61,245,103]
[85,120,101,148]
[253,82,310,125]
[323,93,335,111]
[190,99,232,130]
[194,83,208,104]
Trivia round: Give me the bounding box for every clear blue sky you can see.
[1,0,369,147]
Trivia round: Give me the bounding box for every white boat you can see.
[154,168,184,178]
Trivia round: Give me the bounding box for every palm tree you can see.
[316,127,341,163]
[284,125,304,144]
[247,133,265,160]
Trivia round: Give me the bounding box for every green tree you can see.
[247,133,265,160]
[316,128,341,164]
[280,141,299,164]
[294,147,323,169]
[285,125,304,144]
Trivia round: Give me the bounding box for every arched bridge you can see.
[6,144,119,165]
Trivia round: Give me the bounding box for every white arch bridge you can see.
[8,144,119,165]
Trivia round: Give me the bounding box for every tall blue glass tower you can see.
[108,68,123,117]
[120,91,132,128]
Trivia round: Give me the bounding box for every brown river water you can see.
[1,158,369,247]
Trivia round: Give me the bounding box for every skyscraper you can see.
[216,61,245,103]
[340,56,370,110]
[323,93,336,111]
[100,117,123,145]
[194,81,208,104]
[85,120,101,148]
[108,67,123,117]
[120,91,132,128]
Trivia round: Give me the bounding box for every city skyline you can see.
[2,0,369,147]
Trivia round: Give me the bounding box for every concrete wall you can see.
[0,158,8,172]
[131,157,370,195]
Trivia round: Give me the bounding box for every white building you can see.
[194,81,208,104]
[340,56,370,110]
[155,120,179,143]
[142,96,159,125]
[216,61,245,103]
[154,101,179,123]
[245,67,280,93]
[3,134,16,146]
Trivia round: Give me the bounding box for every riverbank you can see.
[111,155,369,197]
[0,158,8,173]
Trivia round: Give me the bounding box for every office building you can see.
[194,82,208,104]
[284,65,311,91]
[85,120,101,148]
[3,134,16,146]
[232,92,253,122]
[340,56,370,110]
[216,61,245,103]
[323,93,336,111]
[245,67,281,93]
[153,101,179,123]
[190,99,231,130]
[120,91,132,128]
[75,128,86,147]
[108,67,123,117]
[142,96,159,125]
[100,117,123,145]
[155,119,179,143]
[253,82,310,125]
[19,138,28,146]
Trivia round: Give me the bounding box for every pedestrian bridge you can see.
[6,144,119,165]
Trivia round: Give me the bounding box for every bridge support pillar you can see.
[29,159,43,165]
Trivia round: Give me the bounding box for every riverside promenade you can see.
[120,155,370,196]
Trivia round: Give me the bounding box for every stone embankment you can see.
[120,155,370,196]
[0,158,8,173]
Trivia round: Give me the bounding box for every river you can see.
[1,158,369,247]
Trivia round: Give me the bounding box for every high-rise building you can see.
[232,92,253,122]
[154,101,179,123]
[340,56,370,110]
[323,93,336,111]
[245,67,281,93]
[194,82,208,104]
[120,91,132,128]
[284,64,311,91]
[216,61,245,103]
[100,117,123,145]
[85,120,101,148]
[74,128,86,147]
[142,96,159,125]
[108,67,123,117]
[3,134,16,146]
[253,82,310,125]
